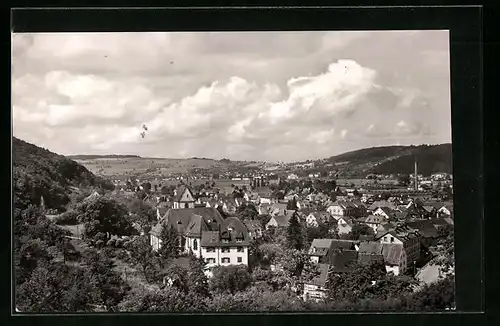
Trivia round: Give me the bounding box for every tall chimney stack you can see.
[414,157,418,191]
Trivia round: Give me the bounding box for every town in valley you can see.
[12,31,454,312]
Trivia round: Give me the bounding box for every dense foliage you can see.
[13,137,114,211]
[13,138,454,313]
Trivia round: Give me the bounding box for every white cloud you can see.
[12,31,452,162]
[397,120,407,128]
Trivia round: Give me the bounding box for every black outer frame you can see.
[7,4,484,323]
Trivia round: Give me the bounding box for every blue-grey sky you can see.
[12,31,451,162]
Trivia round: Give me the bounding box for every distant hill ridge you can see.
[13,137,114,212]
[325,143,452,176]
[67,154,142,159]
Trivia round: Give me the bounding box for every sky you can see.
[12,31,451,162]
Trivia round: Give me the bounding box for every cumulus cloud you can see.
[12,31,451,162]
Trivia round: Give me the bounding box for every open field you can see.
[72,157,261,178]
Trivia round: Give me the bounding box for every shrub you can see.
[107,238,116,247]
[95,240,104,249]
[115,238,125,248]
[116,249,129,261]
[95,232,107,242]
[123,240,132,249]
[54,210,79,225]
[101,247,116,258]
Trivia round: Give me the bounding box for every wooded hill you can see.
[325,144,452,176]
[13,137,114,212]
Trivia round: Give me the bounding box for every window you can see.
[221,257,230,263]
[237,257,242,263]
[237,247,244,252]
[221,248,230,253]
[390,237,394,243]
[236,238,243,243]
[193,239,198,251]
[205,258,216,264]
[183,203,188,208]
[206,247,215,252]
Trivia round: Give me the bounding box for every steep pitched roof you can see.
[150,207,224,237]
[328,249,359,273]
[364,215,385,224]
[271,214,291,227]
[310,238,335,250]
[358,241,384,255]
[272,203,287,213]
[358,252,384,266]
[200,216,250,247]
[406,219,439,238]
[329,239,358,251]
[377,206,397,217]
[369,200,396,211]
[311,211,330,221]
[381,243,404,266]
[185,214,210,237]
[422,205,437,213]
[173,185,195,203]
[309,239,334,257]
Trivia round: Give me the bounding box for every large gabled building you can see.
[150,185,250,269]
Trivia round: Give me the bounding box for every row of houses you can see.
[303,227,421,301]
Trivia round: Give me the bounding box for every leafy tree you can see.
[275,248,320,290]
[127,198,156,229]
[129,236,162,283]
[135,189,148,200]
[163,264,190,293]
[16,263,98,313]
[206,287,304,312]
[236,203,258,221]
[118,285,206,312]
[209,265,252,294]
[286,213,304,250]
[158,225,180,260]
[287,197,298,210]
[77,197,133,241]
[161,185,175,195]
[345,223,375,240]
[82,249,130,310]
[16,239,51,285]
[397,174,411,186]
[314,179,337,194]
[258,243,284,265]
[187,256,210,297]
[325,261,405,303]
[405,274,455,311]
[141,182,152,193]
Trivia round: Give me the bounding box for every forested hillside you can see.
[325,144,452,176]
[13,137,114,212]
